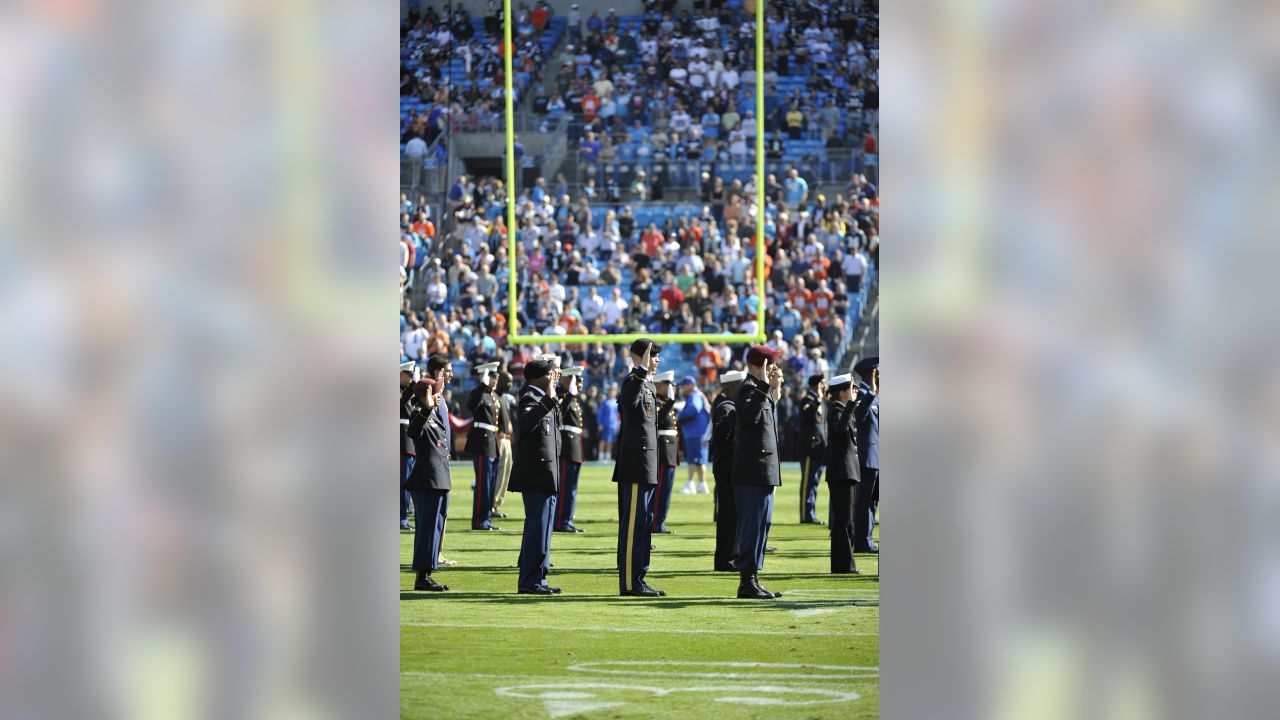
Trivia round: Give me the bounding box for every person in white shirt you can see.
[720,67,740,90]
[728,130,748,163]
[668,64,688,85]
[401,323,430,360]
[602,287,628,327]
[577,227,600,257]
[687,59,708,89]
[548,278,566,306]
[670,108,691,134]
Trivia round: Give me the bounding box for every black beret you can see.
[524,358,553,381]
[853,356,879,378]
[629,338,661,356]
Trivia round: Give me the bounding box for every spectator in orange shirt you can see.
[694,342,723,385]
[812,280,835,321]
[641,224,664,257]
[787,276,813,316]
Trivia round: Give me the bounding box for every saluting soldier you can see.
[401,361,419,533]
[554,365,587,533]
[613,338,667,597]
[650,370,679,534]
[509,358,564,594]
[490,371,516,519]
[465,361,502,531]
[711,370,746,571]
[799,374,828,524]
[853,357,880,553]
[405,377,451,591]
[732,345,786,600]
[824,374,861,574]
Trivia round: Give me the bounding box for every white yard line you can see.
[402,621,875,637]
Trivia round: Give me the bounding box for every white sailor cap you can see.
[476,361,500,376]
[400,361,417,373]
[653,371,675,383]
[719,370,746,384]
[562,366,583,377]
[541,353,562,367]
[828,373,854,390]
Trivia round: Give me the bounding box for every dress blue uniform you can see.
[509,364,563,594]
[554,369,586,533]
[824,374,861,573]
[465,363,501,530]
[853,357,879,552]
[650,373,679,534]
[799,383,828,523]
[612,340,665,597]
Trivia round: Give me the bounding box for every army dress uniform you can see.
[405,381,451,591]
[650,371,680,534]
[824,374,861,573]
[732,345,785,599]
[509,360,563,594]
[464,362,501,530]
[554,367,587,533]
[710,371,745,571]
[612,339,664,597]
[400,362,418,531]
[799,385,828,524]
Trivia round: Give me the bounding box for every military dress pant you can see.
[854,468,878,551]
[409,488,448,573]
[650,465,677,532]
[734,484,775,572]
[401,454,416,523]
[471,455,498,529]
[713,474,739,569]
[617,483,656,593]
[800,454,824,523]
[827,480,858,572]
[517,491,557,591]
[554,459,583,531]
[492,437,513,513]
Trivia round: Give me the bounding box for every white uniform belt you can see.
[400,419,410,426]
[560,426,583,434]
[657,429,678,436]
[473,422,498,432]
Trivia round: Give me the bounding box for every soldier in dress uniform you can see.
[401,361,419,533]
[554,366,587,533]
[799,374,828,524]
[732,345,786,600]
[711,370,745,571]
[425,354,457,566]
[465,361,502,530]
[650,370,679,534]
[491,371,516,519]
[853,356,880,553]
[405,377,451,591]
[823,374,861,574]
[509,358,564,594]
[613,338,667,597]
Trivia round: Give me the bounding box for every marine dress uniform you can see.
[823,374,861,573]
[464,362,502,530]
[554,367,587,533]
[711,371,745,571]
[799,379,828,524]
[853,357,880,552]
[650,371,680,534]
[509,359,563,595]
[405,378,451,591]
[613,339,666,597]
[732,346,785,600]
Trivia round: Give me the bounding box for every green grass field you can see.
[401,462,879,719]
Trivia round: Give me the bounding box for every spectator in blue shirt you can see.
[783,168,808,206]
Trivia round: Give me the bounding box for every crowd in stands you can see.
[400,1,878,461]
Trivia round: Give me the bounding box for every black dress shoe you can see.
[855,547,879,554]
[801,519,825,525]
[655,527,676,534]
[518,586,555,595]
[737,583,774,599]
[473,525,501,531]
[620,586,662,597]
[572,526,585,533]
[832,568,863,575]
[493,512,508,518]
[640,582,667,596]
[414,577,449,592]
[547,586,563,594]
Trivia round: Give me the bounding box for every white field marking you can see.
[783,589,879,596]
[790,607,840,618]
[495,682,863,712]
[567,660,880,682]
[403,621,875,637]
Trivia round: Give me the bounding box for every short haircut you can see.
[426,353,451,374]
[808,374,825,389]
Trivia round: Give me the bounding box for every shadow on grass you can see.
[400,592,872,607]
